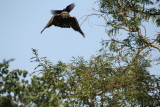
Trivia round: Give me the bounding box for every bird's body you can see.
[41,3,85,37]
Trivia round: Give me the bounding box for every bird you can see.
[41,3,85,38]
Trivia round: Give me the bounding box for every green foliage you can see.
[0,96,18,107]
[99,0,160,26]
[0,48,160,106]
[0,59,29,106]
[156,17,160,26]
[98,0,160,51]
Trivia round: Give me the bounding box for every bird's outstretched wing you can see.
[51,10,62,15]
[64,3,75,12]
[69,17,85,37]
[50,3,75,15]
[41,15,59,34]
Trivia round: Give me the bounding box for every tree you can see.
[98,0,160,49]
[0,59,28,107]
[28,48,159,106]
[0,50,160,107]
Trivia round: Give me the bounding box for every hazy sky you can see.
[0,0,159,75]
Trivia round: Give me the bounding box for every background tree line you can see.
[0,0,160,106]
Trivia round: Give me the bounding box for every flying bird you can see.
[41,3,85,38]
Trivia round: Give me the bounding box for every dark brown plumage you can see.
[41,3,85,37]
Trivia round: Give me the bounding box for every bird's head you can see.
[60,11,69,18]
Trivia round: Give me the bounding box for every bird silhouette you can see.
[41,3,85,38]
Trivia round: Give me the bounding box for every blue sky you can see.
[0,0,107,72]
[0,0,159,75]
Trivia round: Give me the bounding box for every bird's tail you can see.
[40,28,46,34]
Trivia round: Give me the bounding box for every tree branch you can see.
[137,28,160,50]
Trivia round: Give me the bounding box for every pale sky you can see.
[0,0,159,75]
